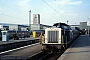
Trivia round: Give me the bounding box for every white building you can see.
[31,24,52,30]
[80,22,90,30]
[33,14,40,24]
[80,22,90,34]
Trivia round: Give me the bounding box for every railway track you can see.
[39,53,61,60]
[27,50,65,60]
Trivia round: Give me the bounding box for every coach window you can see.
[57,23,60,28]
[68,26,72,30]
[64,26,68,30]
[61,25,64,29]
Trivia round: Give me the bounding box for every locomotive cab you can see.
[41,23,79,52]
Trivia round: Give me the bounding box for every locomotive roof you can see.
[53,23,69,26]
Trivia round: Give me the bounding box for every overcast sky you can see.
[0,0,90,25]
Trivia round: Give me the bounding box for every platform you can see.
[58,35,90,60]
[0,37,40,52]
[0,37,39,45]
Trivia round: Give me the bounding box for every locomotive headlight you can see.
[59,38,61,40]
[45,38,48,43]
[58,38,61,43]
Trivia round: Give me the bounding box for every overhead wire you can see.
[0,3,27,14]
[55,0,67,15]
[55,0,69,21]
[0,3,28,21]
[42,0,67,20]
[0,13,27,20]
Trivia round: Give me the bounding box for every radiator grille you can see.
[47,31,59,43]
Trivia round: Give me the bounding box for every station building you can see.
[80,22,90,34]
[70,25,80,29]
[0,23,29,31]
[9,24,29,31]
[31,24,52,30]
[80,22,90,30]
[0,25,9,30]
